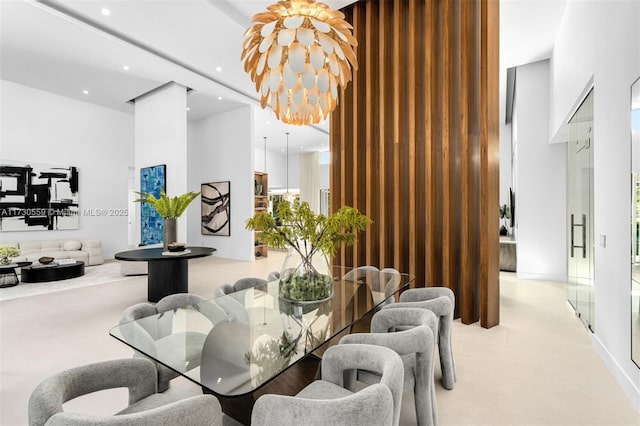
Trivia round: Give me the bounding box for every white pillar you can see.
[134,82,189,244]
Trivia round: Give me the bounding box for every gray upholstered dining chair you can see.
[28,358,222,426]
[340,308,439,426]
[119,292,247,392]
[382,287,456,390]
[214,277,268,298]
[342,266,401,309]
[251,344,405,426]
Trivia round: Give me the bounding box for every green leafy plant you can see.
[246,199,371,262]
[135,190,200,219]
[0,245,20,265]
[246,200,371,301]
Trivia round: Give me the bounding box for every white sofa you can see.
[6,239,104,266]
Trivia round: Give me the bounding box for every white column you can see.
[134,82,189,244]
[299,152,319,212]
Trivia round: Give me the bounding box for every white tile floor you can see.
[1,253,638,425]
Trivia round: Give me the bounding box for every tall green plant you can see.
[135,190,200,219]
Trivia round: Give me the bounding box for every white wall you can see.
[253,147,300,192]
[0,80,133,258]
[550,0,640,410]
[513,60,567,282]
[188,107,254,261]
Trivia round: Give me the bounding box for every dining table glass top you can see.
[110,266,414,397]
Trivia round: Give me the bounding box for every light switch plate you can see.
[599,234,606,247]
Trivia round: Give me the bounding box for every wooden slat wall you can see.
[330,0,500,327]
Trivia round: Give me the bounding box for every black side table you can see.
[115,247,216,302]
[0,261,32,288]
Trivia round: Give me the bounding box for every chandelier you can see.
[241,0,358,126]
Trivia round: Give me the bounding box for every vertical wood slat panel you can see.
[408,0,417,284]
[459,0,472,323]
[448,0,463,313]
[441,0,451,296]
[432,0,444,289]
[392,0,401,270]
[424,0,437,289]
[382,0,395,269]
[480,0,500,328]
[377,0,387,269]
[353,5,366,267]
[364,3,378,269]
[413,0,426,291]
[330,0,499,327]
[461,2,481,324]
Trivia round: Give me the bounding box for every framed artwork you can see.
[140,164,166,245]
[201,181,230,236]
[0,160,79,231]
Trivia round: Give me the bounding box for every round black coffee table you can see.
[21,261,85,283]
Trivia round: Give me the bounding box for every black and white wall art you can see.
[0,160,79,231]
[201,181,230,236]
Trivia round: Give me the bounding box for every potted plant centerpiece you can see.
[135,190,200,250]
[246,200,371,302]
[0,245,20,265]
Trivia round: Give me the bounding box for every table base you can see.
[0,270,19,287]
[148,259,188,302]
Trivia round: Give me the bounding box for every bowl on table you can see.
[167,243,187,252]
[38,256,55,265]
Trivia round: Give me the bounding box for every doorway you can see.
[567,89,595,331]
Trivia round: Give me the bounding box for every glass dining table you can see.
[110,266,414,424]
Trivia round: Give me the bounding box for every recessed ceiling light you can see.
[100,8,110,16]
[122,65,130,71]
[266,121,270,125]
[217,96,223,101]
[186,107,191,111]
[215,66,222,72]
[82,90,89,95]
[281,148,285,152]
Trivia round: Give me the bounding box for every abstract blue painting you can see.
[140,164,165,245]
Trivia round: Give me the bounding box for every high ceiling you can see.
[1,0,567,153]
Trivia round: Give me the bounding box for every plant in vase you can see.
[135,190,200,250]
[0,245,20,265]
[246,199,371,302]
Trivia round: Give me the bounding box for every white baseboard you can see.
[592,334,640,413]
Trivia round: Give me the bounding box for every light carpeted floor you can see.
[1,252,638,425]
[0,260,137,302]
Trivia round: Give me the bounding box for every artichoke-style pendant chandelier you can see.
[241,0,358,126]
